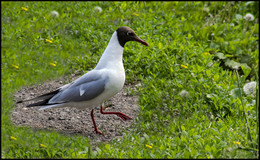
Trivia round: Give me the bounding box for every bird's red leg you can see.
[100,106,132,121]
[91,109,102,134]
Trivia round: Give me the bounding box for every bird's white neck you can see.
[95,31,124,70]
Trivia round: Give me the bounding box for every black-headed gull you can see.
[17,26,148,134]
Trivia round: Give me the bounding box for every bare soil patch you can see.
[12,73,140,142]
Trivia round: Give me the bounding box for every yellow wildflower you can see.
[40,144,47,148]
[181,64,188,69]
[12,64,19,69]
[10,136,17,140]
[146,144,153,149]
[233,141,241,145]
[50,62,56,67]
[204,52,210,55]
[45,39,53,43]
[21,7,28,11]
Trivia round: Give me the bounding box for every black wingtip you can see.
[16,89,60,106]
[16,100,23,104]
[26,99,49,108]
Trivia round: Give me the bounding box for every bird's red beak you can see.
[135,37,149,46]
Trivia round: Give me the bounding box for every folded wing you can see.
[21,70,107,107]
[49,75,106,103]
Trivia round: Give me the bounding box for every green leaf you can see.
[158,42,163,49]
[217,141,227,150]
[205,145,211,152]
[241,64,251,78]
[230,88,240,98]
[224,60,241,70]
[215,52,227,60]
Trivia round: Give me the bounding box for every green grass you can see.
[1,1,259,158]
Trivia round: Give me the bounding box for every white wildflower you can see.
[243,81,257,96]
[94,6,102,13]
[235,14,243,21]
[179,90,189,98]
[244,13,254,21]
[50,11,59,17]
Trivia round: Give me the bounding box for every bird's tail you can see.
[26,99,50,107]
[17,89,60,108]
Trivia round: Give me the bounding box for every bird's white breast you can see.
[104,65,125,97]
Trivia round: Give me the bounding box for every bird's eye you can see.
[127,31,134,36]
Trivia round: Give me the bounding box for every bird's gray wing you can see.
[48,70,108,103]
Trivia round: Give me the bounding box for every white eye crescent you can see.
[127,31,134,36]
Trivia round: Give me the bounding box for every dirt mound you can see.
[12,73,140,142]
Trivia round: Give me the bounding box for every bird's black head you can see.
[116,26,148,47]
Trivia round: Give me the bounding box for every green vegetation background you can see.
[1,1,259,158]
